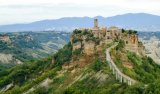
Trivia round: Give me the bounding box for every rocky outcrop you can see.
[0,53,23,64]
[0,35,11,43]
[71,29,101,56]
[0,54,13,63]
[72,42,82,51]
[83,41,95,55]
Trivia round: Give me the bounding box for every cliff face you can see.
[83,41,96,55]
[71,29,103,56]
[121,30,145,56]
[72,41,81,51]
[71,27,144,57]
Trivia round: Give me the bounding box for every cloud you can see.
[0,0,160,25]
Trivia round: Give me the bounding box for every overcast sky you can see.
[0,0,160,25]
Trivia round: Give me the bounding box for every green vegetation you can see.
[122,29,138,34]
[111,43,160,84]
[105,42,115,48]
[72,29,94,43]
[0,57,52,89]
[64,59,111,94]
[115,39,125,50]
[0,40,33,62]
[0,63,15,71]
[0,31,70,71]
[73,29,82,34]
[73,48,81,55]
[127,52,160,83]
[92,59,103,71]
[1,29,160,94]
[1,38,160,94]
[30,86,49,94]
[54,42,72,67]
[1,57,61,94]
[72,29,101,45]
[73,29,92,35]
[86,37,101,45]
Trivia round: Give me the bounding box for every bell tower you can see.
[94,19,98,28]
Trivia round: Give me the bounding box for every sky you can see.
[0,0,160,25]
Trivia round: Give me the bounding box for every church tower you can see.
[94,19,98,28]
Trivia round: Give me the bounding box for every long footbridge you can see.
[106,44,137,85]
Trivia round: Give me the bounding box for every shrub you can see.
[122,29,125,33]
[0,57,52,89]
[32,86,48,94]
[128,30,133,34]
[92,59,103,71]
[115,40,125,50]
[54,42,72,67]
[133,31,138,34]
[73,48,81,55]
[73,29,82,34]
[82,29,90,35]
[127,30,138,35]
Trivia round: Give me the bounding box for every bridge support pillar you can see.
[115,72,118,80]
[128,80,132,85]
[113,68,115,74]
[123,78,126,83]
[120,75,123,83]
[109,62,112,69]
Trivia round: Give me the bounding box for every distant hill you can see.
[0,13,160,32]
[0,31,70,71]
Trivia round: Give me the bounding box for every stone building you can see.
[107,26,122,40]
[92,19,107,39]
[92,19,121,40]
[71,19,141,55]
[91,19,142,54]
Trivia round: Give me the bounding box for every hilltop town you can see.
[67,19,148,85]
[0,19,160,94]
[71,19,145,56]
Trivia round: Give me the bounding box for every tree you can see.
[116,40,125,50]
[128,30,133,34]
[133,31,138,34]
[92,59,102,71]
[122,29,125,33]
[73,48,81,55]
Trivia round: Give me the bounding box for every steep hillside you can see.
[0,28,160,94]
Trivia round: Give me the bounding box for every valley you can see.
[0,31,70,71]
[139,32,160,64]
